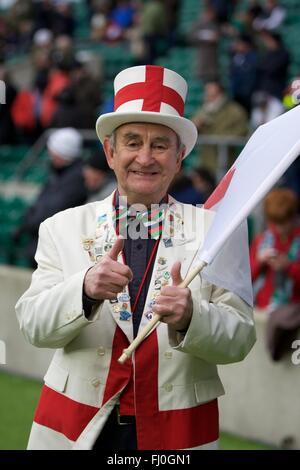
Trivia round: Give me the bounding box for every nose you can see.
[135,145,155,166]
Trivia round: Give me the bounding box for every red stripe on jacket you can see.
[34,325,218,448]
[34,385,99,441]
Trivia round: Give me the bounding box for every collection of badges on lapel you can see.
[81,199,191,323]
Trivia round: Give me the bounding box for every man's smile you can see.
[129,170,160,176]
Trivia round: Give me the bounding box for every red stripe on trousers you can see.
[34,385,99,441]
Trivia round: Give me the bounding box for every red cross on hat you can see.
[95,65,198,159]
[114,65,185,115]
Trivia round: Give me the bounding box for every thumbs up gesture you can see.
[152,261,193,332]
[83,236,133,300]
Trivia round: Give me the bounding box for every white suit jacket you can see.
[15,192,256,450]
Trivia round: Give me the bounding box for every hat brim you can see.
[95,111,198,159]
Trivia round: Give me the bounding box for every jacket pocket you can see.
[194,377,225,404]
[44,362,69,393]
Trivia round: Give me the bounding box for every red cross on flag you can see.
[195,104,300,306]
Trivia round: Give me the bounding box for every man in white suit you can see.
[15,65,256,450]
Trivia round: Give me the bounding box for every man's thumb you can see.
[108,236,124,260]
[171,261,183,286]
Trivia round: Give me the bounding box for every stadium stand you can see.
[0,0,300,268]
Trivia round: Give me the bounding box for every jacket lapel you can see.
[81,191,134,343]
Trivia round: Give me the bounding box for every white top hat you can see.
[96,65,198,158]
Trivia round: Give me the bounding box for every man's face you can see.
[83,167,105,191]
[49,151,69,168]
[204,83,222,103]
[103,123,184,205]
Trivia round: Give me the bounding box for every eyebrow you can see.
[121,133,172,145]
[122,132,142,142]
[151,136,171,145]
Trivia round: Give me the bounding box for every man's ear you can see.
[103,138,114,170]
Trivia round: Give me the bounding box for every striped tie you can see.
[137,206,164,239]
[112,205,165,239]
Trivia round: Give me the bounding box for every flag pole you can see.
[118,260,207,364]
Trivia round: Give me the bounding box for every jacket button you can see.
[164,351,173,359]
[97,347,105,356]
[91,378,101,388]
[164,383,173,392]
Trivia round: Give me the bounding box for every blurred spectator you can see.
[230,33,258,113]
[0,62,17,144]
[209,0,237,25]
[34,0,56,32]
[265,302,300,361]
[32,27,53,52]
[110,0,135,29]
[281,157,300,201]
[39,36,76,127]
[250,188,300,312]
[234,0,264,36]
[11,49,51,142]
[12,128,87,267]
[250,90,284,130]
[50,34,76,71]
[89,0,113,42]
[90,12,107,41]
[51,58,101,129]
[248,0,264,21]
[92,0,136,43]
[139,0,168,63]
[169,172,204,205]
[188,6,220,83]
[192,81,249,171]
[34,0,75,37]
[4,0,33,53]
[169,167,216,206]
[190,167,216,203]
[258,31,289,100]
[84,150,116,203]
[164,0,180,47]
[50,86,84,128]
[282,77,300,110]
[52,0,75,36]
[253,0,286,32]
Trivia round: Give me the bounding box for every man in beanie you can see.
[16,66,255,450]
[14,128,87,267]
[83,149,117,203]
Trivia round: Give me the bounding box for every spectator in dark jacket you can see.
[13,128,88,267]
[230,34,258,113]
[258,31,289,99]
[51,59,101,129]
